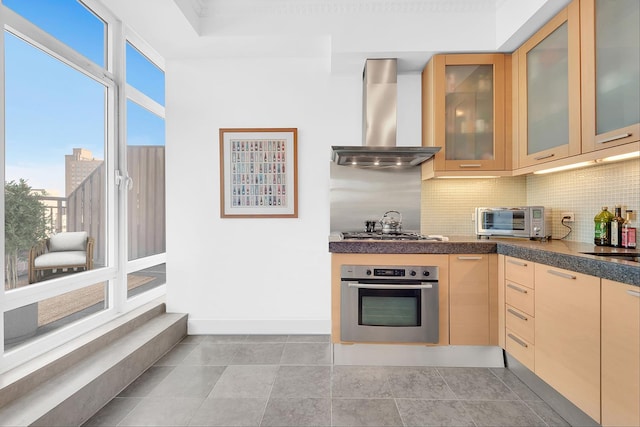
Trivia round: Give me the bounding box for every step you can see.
[0,299,187,426]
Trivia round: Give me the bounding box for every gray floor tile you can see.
[260,397,330,426]
[230,343,285,364]
[463,400,547,426]
[396,399,475,427]
[286,334,331,343]
[332,398,403,426]
[210,365,278,398]
[83,336,569,427]
[180,335,207,344]
[82,397,142,426]
[270,365,331,398]
[118,397,204,426]
[204,335,249,343]
[490,367,544,402]
[118,366,175,397]
[386,366,456,399]
[188,397,267,426]
[332,366,393,398]
[526,401,572,426]
[438,367,520,400]
[149,365,226,398]
[279,343,331,365]
[182,342,242,365]
[154,343,198,366]
[244,335,288,343]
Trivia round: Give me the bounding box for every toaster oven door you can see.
[477,209,529,236]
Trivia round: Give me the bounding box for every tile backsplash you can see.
[421,158,640,245]
[421,176,527,237]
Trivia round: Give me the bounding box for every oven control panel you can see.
[341,265,438,280]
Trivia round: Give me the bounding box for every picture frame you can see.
[219,128,298,218]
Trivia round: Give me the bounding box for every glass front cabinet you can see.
[422,53,509,176]
[581,0,640,152]
[515,0,581,169]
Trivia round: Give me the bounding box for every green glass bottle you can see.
[594,207,613,246]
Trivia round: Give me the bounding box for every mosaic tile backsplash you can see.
[421,158,640,246]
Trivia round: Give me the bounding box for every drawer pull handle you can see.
[459,164,482,168]
[547,269,576,280]
[507,259,528,267]
[507,283,528,294]
[534,153,555,161]
[597,133,631,144]
[627,290,640,298]
[507,308,528,321]
[457,256,483,260]
[508,333,528,348]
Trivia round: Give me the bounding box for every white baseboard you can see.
[187,318,331,335]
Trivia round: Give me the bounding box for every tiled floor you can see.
[83,335,570,426]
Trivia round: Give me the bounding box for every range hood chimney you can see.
[331,58,439,168]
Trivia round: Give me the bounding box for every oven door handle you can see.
[346,282,433,290]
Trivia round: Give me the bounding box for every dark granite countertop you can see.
[329,235,639,286]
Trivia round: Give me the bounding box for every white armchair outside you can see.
[28,231,95,284]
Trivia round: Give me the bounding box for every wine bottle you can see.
[610,205,624,247]
[622,210,637,249]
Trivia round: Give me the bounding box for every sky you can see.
[3,0,165,195]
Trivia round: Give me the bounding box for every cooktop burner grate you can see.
[340,231,444,241]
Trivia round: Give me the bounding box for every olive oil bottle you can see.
[594,207,613,246]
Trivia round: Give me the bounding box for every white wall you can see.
[165,56,363,334]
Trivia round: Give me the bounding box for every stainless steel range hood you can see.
[331,58,440,168]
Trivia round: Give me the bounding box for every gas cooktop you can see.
[340,231,448,241]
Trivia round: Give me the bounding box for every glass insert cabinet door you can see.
[445,64,494,161]
[426,53,506,172]
[516,1,581,168]
[581,0,640,152]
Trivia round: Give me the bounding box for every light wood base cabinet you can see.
[449,254,498,345]
[534,263,601,423]
[601,279,640,427]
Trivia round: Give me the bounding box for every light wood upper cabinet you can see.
[534,263,601,423]
[601,279,640,427]
[515,0,582,168]
[422,54,511,177]
[581,0,640,152]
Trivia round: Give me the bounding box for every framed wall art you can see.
[219,128,298,218]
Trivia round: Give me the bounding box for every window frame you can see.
[0,0,167,372]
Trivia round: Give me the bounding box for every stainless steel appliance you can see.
[340,231,446,241]
[475,206,551,240]
[330,59,440,168]
[340,265,439,343]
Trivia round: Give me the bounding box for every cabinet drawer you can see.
[506,329,534,371]
[505,257,534,288]
[505,281,535,316]
[506,305,535,343]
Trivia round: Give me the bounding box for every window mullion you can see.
[126,84,165,119]
[2,6,114,85]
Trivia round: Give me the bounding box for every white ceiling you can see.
[99,0,571,73]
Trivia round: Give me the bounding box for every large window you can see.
[125,39,166,299]
[1,1,166,369]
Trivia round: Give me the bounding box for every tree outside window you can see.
[5,179,49,289]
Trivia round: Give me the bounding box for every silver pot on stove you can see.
[379,210,402,234]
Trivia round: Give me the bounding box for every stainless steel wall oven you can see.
[340,265,439,343]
